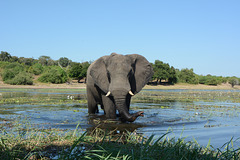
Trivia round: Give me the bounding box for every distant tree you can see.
[38,66,68,84]
[38,56,55,66]
[18,57,35,66]
[68,62,82,81]
[80,61,90,82]
[153,60,177,84]
[58,57,70,68]
[0,51,12,61]
[68,61,90,83]
[229,78,239,88]
[9,56,19,62]
[178,68,199,84]
[32,63,44,75]
[168,66,178,84]
[6,71,33,85]
[199,75,222,86]
[1,63,24,81]
[1,63,33,85]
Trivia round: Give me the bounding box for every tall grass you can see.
[1,121,239,160]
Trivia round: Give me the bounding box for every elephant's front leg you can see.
[101,95,116,119]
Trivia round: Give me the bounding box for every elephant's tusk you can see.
[129,91,134,96]
[106,91,111,97]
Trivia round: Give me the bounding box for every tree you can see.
[38,66,68,84]
[229,78,239,88]
[31,63,44,75]
[18,57,35,66]
[178,68,199,84]
[6,72,33,85]
[153,60,177,84]
[1,63,33,85]
[68,61,90,83]
[38,56,55,66]
[0,51,12,61]
[198,75,222,86]
[58,57,70,68]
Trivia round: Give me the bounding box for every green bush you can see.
[6,72,33,85]
[38,66,68,84]
[32,63,44,75]
[199,75,223,86]
[1,63,25,81]
[178,68,199,84]
[229,78,239,87]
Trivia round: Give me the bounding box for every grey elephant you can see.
[86,53,153,122]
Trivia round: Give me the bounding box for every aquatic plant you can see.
[0,120,239,160]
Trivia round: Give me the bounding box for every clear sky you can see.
[1,0,239,77]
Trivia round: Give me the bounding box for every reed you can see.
[1,121,239,160]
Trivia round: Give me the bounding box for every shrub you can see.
[32,63,44,75]
[38,66,68,84]
[6,72,33,85]
[229,78,239,87]
[178,68,199,84]
[1,63,25,81]
[199,75,223,86]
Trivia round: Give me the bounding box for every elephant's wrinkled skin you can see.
[86,53,153,122]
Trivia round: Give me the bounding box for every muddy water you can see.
[0,89,240,149]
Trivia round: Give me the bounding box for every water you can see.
[0,89,240,149]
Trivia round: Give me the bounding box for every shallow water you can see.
[0,89,240,149]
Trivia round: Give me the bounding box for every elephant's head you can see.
[90,53,153,122]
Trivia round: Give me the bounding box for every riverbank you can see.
[1,80,240,90]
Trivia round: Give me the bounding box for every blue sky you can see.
[1,0,239,77]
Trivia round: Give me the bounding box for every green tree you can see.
[153,60,177,84]
[178,68,199,84]
[1,63,24,81]
[0,51,12,61]
[38,56,56,66]
[229,77,239,88]
[6,72,33,85]
[38,66,68,84]
[58,57,70,68]
[32,63,44,75]
[199,75,222,86]
[18,57,35,66]
[68,61,90,83]
[1,63,33,85]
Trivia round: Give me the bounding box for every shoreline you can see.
[1,81,240,90]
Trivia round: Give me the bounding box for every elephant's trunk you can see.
[115,98,143,122]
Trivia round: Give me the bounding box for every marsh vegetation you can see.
[0,88,240,159]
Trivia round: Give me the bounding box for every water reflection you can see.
[1,89,240,149]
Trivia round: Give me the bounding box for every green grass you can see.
[0,88,87,105]
[2,89,240,106]
[0,120,239,160]
[132,90,240,103]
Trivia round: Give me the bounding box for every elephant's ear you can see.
[127,54,153,94]
[89,56,109,94]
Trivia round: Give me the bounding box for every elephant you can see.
[86,53,153,122]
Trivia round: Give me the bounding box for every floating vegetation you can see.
[132,90,240,103]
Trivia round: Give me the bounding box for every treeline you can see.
[0,51,239,87]
[0,51,90,85]
[152,60,239,87]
